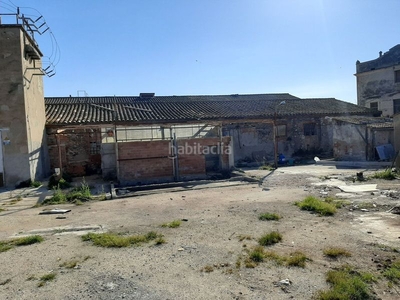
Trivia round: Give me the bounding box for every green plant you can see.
[295,196,337,216]
[238,235,252,241]
[81,231,163,248]
[286,251,308,267]
[383,260,400,283]
[316,266,375,300]
[324,197,350,208]
[38,273,56,287]
[258,231,282,246]
[258,165,274,171]
[11,235,43,246]
[161,220,181,228]
[202,265,214,273]
[249,246,265,262]
[370,169,397,180]
[30,181,42,188]
[0,235,43,252]
[155,236,166,245]
[43,187,67,205]
[323,247,352,258]
[60,260,79,269]
[258,212,281,221]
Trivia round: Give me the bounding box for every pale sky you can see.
[1,0,400,103]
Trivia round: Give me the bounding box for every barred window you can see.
[303,123,316,136]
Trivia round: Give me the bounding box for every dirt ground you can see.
[1,164,400,299]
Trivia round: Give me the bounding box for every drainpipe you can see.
[56,133,63,176]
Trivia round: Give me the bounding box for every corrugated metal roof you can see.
[44,94,375,126]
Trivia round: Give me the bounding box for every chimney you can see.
[379,51,383,57]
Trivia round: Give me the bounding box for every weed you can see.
[295,196,337,216]
[11,235,43,246]
[383,259,400,283]
[238,235,252,241]
[258,231,282,246]
[370,243,399,253]
[43,188,67,205]
[316,265,375,300]
[0,208,6,212]
[60,260,79,269]
[155,237,166,245]
[0,235,43,252]
[258,212,281,221]
[202,265,214,273]
[249,246,265,262]
[0,242,13,252]
[324,197,350,208]
[30,181,42,188]
[81,231,163,248]
[370,169,397,180]
[286,251,308,267]
[43,180,92,205]
[258,165,274,171]
[38,273,56,287]
[8,196,23,205]
[161,220,181,228]
[244,258,257,268]
[26,275,37,281]
[323,247,352,258]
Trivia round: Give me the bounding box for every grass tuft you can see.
[323,247,352,258]
[286,251,308,267]
[0,235,43,252]
[295,196,337,216]
[316,266,375,300]
[258,231,282,246]
[161,220,181,228]
[81,231,164,248]
[383,260,400,283]
[249,246,265,262]
[370,169,397,180]
[38,273,56,287]
[11,235,44,246]
[258,212,281,221]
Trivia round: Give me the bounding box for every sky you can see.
[1,0,400,103]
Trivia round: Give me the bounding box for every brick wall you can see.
[118,137,231,185]
[47,129,102,176]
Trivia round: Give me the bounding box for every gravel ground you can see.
[0,165,400,299]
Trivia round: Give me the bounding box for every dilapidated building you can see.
[44,94,376,185]
[355,44,400,116]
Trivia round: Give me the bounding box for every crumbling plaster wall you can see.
[223,116,332,165]
[357,66,400,116]
[332,121,394,161]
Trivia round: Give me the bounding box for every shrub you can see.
[42,187,67,205]
[258,212,281,221]
[258,231,282,246]
[295,196,337,216]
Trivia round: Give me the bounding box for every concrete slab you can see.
[338,184,378,193]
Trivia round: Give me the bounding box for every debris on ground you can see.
[39,209,71,215]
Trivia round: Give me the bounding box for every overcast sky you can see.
[1,0,400,103]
